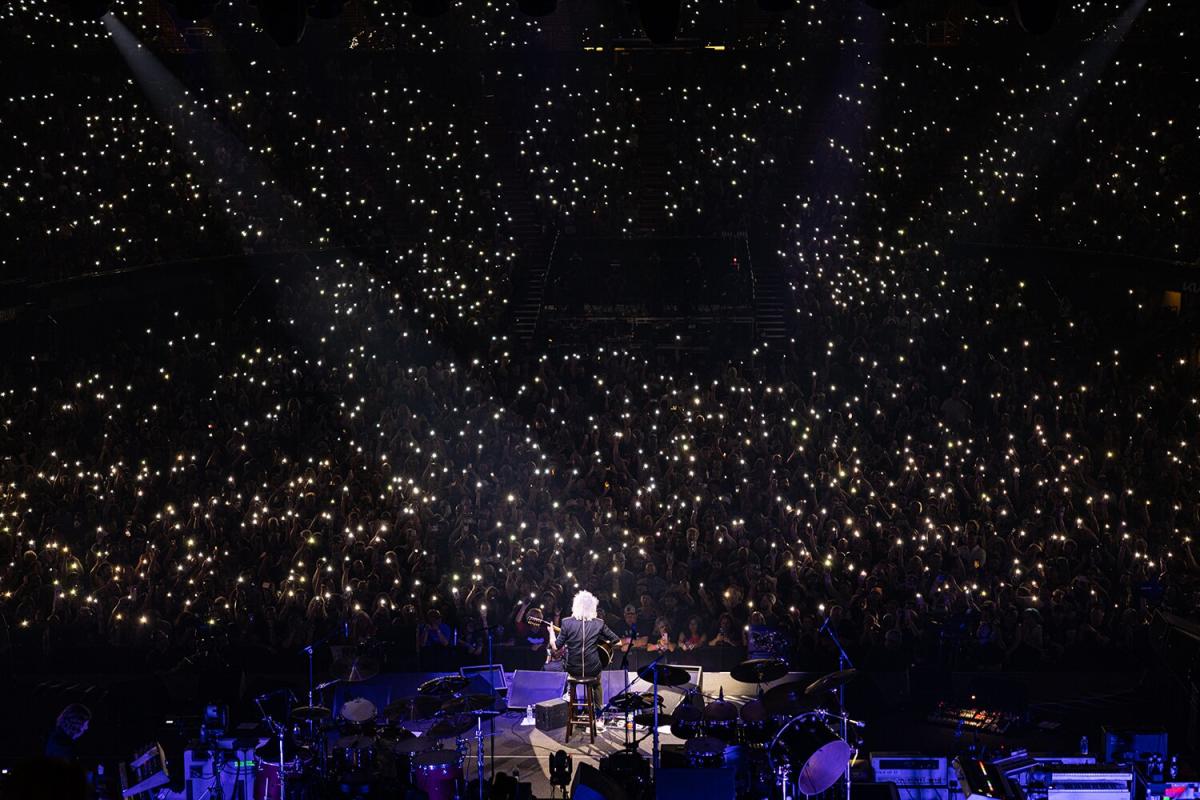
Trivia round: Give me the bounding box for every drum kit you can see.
[614,657,866,800]
[251,651,504,800]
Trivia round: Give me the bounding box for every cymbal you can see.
[292,705,331,722]
[730,658,788,685]
[636,663,691,687]
[426,713,476,740]
[762,680,812,716]
[377,727,416,743]
[334,734,375,748]
[440,694,504,715]
[383,735,439,755]
[417,675,469,696]
[383,695,445,722]
[804,668,857,696]
[330,655,381,683]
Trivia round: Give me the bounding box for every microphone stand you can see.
[820,617,855,800]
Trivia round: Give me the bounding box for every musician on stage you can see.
[545,590,621,680]
[45,703,91,762]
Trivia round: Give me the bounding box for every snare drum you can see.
[684,736,728,769]
[412,749,464,800]
[701,698,739,743]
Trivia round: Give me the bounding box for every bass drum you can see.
[253,741,310,800]
[769,716,851,795]
[412,749,463,800]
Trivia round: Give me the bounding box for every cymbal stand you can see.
[601,650,670,765]
[820,619,856,800]
[651,665,661,774]
[475,715,486,796]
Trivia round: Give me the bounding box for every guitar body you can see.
[529,610,615,670]
[596,639,613,669]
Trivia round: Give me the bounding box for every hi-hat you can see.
[291,705,330,722]
[610,693,659,713]
[762,680,812,716]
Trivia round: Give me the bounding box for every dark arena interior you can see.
[2,0,1200,798]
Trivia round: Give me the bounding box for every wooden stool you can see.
[565,676,601,743]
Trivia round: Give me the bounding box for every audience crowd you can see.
[1,0,1198,683]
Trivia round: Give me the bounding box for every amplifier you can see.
[535,697,570,731]
[872,753,950,787]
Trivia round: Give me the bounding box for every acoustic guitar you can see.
[526,609,614,669]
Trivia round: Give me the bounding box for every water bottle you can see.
[1169,755,1179,780]
[1079,735,1089,755]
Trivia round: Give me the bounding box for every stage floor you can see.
[414,708,685,797]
